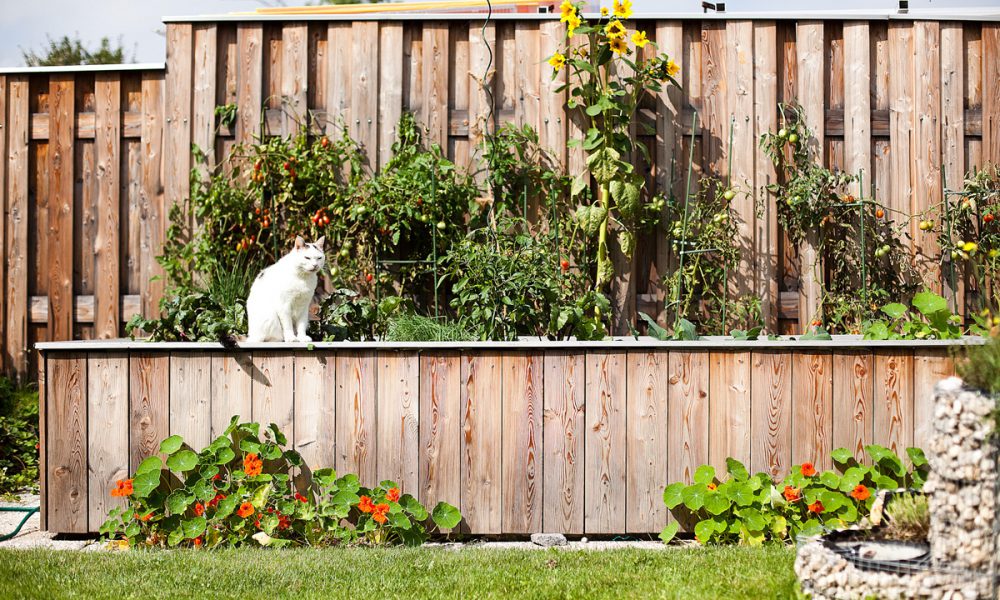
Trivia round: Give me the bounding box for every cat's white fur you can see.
[247,236,326,342]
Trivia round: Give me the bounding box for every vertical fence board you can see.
[48,76,75,342]
[422,23,449,151]
[502,352,542,534]
[87,353,128,527]
[294,352,335,482]
[727,21,755,304]
[377,352,419,493]
[542,351,585,534]
[709,352,751,472]
[797,22,824,330]
[585,351,626,534]
[192,24,218,170]
[351,21,379,168]
[832,351,874,462]
[753,22,779,331]
[129,353,168,471]
[792,351,833,469]
[844,21,872,196]
[326,22,352,135]
[94,75,120,339]
[626,351,668,533]
[211,353,253,437]
[252,353,295,443]
[236,24,263,144]
[336,352,376,484]
[667,351,709,485]
[889,23,916,254]
[874,350,914,455]
[750,351,791,477]
[913,351,954,450]
[6,77,28,376]
[941,24,964,217]
[169,352,212,451]
[48,353,87,533]
[985,24,1000,163]
[539,20,567,171]
[281,23,308,133]
[419,353,461,516]
[164,23,193,254]
[378,23,404,170]
[461,352,502,534]
[0,76,6,360]
[468,21,495,183]
[139,73,164,322]
[913,21,942,289]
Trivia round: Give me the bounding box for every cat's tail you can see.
[218,331,241,350]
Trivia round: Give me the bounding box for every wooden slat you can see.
[832,351,874,462]
[169,352,212,451]
[210,353,253,438]
[501,352,542,534]
[985,24,1000,164]
[966,25,982,174]
[542,351,585,534]
[94,74,120,339]
[294,352,335,481]
[350,21,379,169]
[0,76,6,362]
[667,351,709,485]
[888,23,915,262]
[654,22,684,326]
[513,22,540,195]
[753,22,779,332]
[626,351,668,533]
[139,73,164,322]
[281,22,308,134]
[336,352,376,484]
[419,353,462,515]
[422,23,449,150]
[701,22,728,179]
[37,351,46,528]
[129,353,169,471]
[585,351,626,534]
[874,350,914,455]
[192,24,218,171]
[792,351,833,470]
[843,21,872,195]
[236,24,263,144]
[538,20,566,171]
[48,75,75,341]
[47,353,87,533]
[913,351,953,450]
[377,23,404,170]
[165,23,193,249]
[87,353,128,527]
[252,352,294,442]
[468,21,495,184]
[796,22,824,331]
[326,22,352,136]
[940,23,964,308]
[913,21,943,290]
[750,351,791,478]
[377,352,419,493]
[709,352,751,472]
[5,77,28,376]
[30,293,141,324]
[461,352,502,534]
[727,20,755,305]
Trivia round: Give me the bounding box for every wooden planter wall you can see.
[2,14,999,380]
[38,340,957,535]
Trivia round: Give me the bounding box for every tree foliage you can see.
[22,35,131,67]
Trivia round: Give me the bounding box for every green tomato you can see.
[788,133,799,144]
[777,128,788,139]
[436,221,447,231]
[723,189,736,201]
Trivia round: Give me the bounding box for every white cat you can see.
[247,236,325,342]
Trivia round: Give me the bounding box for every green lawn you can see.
[0,545,797,599]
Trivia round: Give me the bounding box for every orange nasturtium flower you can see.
[193,503,205,517]
[631,30,649,49]
[295,493,309,504]
[237,502,255,519]
[851,485,871,501]
[613,0,633,19]
[783,485,801,502]
[134,511,154,522]
[605,19,627,40]
[807,501,825,514]
[801,462,816,477]
[372,502,391,524]
[193,537,203,547]
[359,495,376,514]
[548,52,567,72]
[386,487,401,503]
[243,453,263,477]
[111,478,134,498]
[706,483,718,492]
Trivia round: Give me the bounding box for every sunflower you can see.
[548,52,567,72]
[613,0,633,19]
[600,6,609,16]
[605,19,627,40]
[559,0,576,22]
[609,36,629,55]
[566,13,582,37]
[631,30,649,48]
[666,58,680,77]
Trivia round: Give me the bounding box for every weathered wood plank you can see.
[708,352,751,473]
[753,21,779,332]
[139,73,164,323]
[422,23,449,151]
[941,24,964,220]
[0,75,7,361]
[538,20,566,172]
[336,352,376,484]
[129,354,169,471]
[843,21,871,196]
[48,75,75,341]
[913,21,943,291]
[585,351,626,534]
[667,351,709,485]
[701,22,728,179]
[542,351,585,534]
[252,352,295,443]
[165,22,193,246]
[888,23,915,260]
[349,21,378,169]
[468,21,495,184]
[94,74,120,339]
[169,352,212,451]
[419,353,462,516]
[727,20,755,305]
[326,23,352,136]
[792,351,834,469]
[210,353,253,438]
[87,353,128,527]
[985,24,1000,164]
[378,23,404,170]
[832,351,874,462]
[192,23,218,171]
[750,351,791,478]
[236,24,263,144]
[797,22,825,331]
[281,22,308,134]
[293,352,335,483]
[377,352,419,493]
[874,350,914,455]
[461,352,502,534]
[48,354,87,533]
[626,351,669,533]
[913,351,954,450]
[37,351,47,528]
[6,77,29,375]
[501,353,542,534]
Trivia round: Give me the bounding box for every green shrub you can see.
[660,445,927,545]
[0,378,39,498]
[956,334,1000,395]
[100,418,461,548]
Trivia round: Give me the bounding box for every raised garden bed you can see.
[37,336,972,536]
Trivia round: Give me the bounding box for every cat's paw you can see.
[295,335,313,343]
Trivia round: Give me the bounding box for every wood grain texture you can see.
[467,21,496,185]
[874,350,914,455]
[750,351,791,477]
[336,352,376,484]
[538,20,566,171]
[753,21,779,331]
[667,351,709,485]
[192,24,218,171]
[252,352,294,445]
[502,352,542,534]
[47,354,87,533]
[0,76,6,361]
[211,353,253,438]
[461,352,502,534]
[169,352,212,451]
[843,21,871,195]
[377,23,404,170]
[87,353,128,527]
[832,351,874,462]
[139,73,164,322]
[912,351,953,450]
[164,23,193,252]
[48,76,75,342]
[326,22,352,137]
[419,353,462,515]
[350,21,378,169]
[585,351,626,534]
[5,77,29,375]
[294,351,336,483]
[709,352,751,472]
[422,23,449,151]
[37,351,46,529]
[985,24,1000,163]
[236,24,263,144]
[888,23,915,259]
[792,351,833,469]
[280,22,308,134]
[654,22,684,325]
[626,351,668,533]
[377,352,419,493]
[796,22,824,331]
[912,21,942,290]
[93,75,120,339]
[129,353,168,471]
[727,20,755,302]
[542,351,585,534]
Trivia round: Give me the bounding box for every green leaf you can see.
[863,321,890,340]
[703,492,731,516]
[831,448,853,465]
[251,483,272,509]
[906,447,927,468]
[167,527,185,547]
[135,456,162,475]
[166,450,198,473]
[610,176,641,220]
[132,470,162,499]
[736,507,766,532]
[159,435,184,455]
[694,465,716,485]
[912,291,948,317]
[570,174,589,197]
[658,521,680,544]
[400,494,428,521]
[725,481,755,507]
[673,318,699,341]
[694,519,716,543]
[586,147,621,184]
[215,447,236,464]
[215,495,238,519]
[682,485,706,511]
[881,303,908,319]
[663,482,685,509]
[725,458,749,482]
[166,490,193,516]
[431,502,462,529]
[182,516,207,539]
[639,312,670,341]
[819,471,841,489]
[800,326,833,341]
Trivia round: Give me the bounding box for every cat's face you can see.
[292,236,326,274]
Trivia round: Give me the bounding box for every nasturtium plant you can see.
[100,418,461,548]
[550,0,680,292]
[862,290,964,340]
[660,445,928,545]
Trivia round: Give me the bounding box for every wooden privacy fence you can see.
[3,13,1000,379]
[38,338,957,535]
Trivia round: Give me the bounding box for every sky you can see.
[0,0,997,67]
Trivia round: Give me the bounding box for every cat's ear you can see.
[314,236,325,250]
[294,235,305,250]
